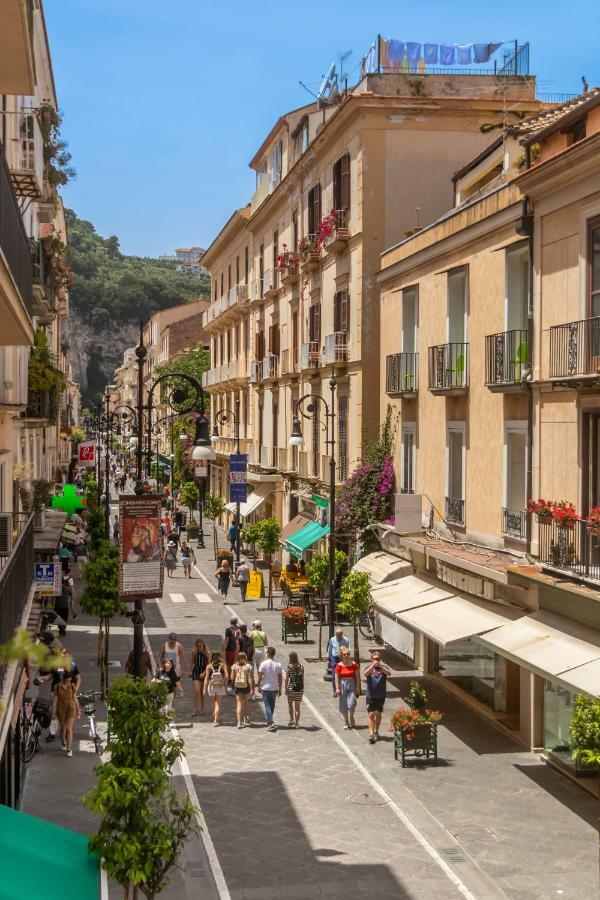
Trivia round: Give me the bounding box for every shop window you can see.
[543,680,578,772]
[435,639,508,713]
[401,423,416,494]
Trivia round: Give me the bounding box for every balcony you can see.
[280,348,299,376]
[249,360,261,384]
[262,268,280,301]
[279,253,300,288]
[501,507,528,542]
[301,341,320,371]
[485,330,528,391]
[0,146,33,340]
[386,352,418,396]
[0,513,34,688]
[260,446,276,468]
[300,236,321,273]
[445,497,465,526]
[549,316,600,382]
[428,343,469,394]
[323,209,350,255]
[26,388,58,423]
[538,518,600,583]
[277,448,289,471]
[250,170,280,215]
[261,354,279,381]
[323,332,348,365]
[228,283,249,311]
[30,238,54,320]
[10,113,44,199]
[0,347,29,407]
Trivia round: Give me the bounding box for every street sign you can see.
[35,558,61,597]
[77,441,96,467]
[229,453,248,503]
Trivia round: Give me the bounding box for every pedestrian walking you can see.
[180,541,197,578]
[334,646,361,729]
[119,474,127,491]
[54,670,79,757]
[234,558,250,601]
[285,651,304,728]
[204,651,227,726]
[153,658,179,710]
[326,627,350,694]
[222,617,240,686]
[189,638,209,715]
[364,651,392,743]
[215,559,232,601]
[231,652,254,728]
[112,514,120,545]
[159,633,185,696]
[124,646,153,679]
[237,625,256,698]
[228,521,238,553]
[250,620,268,679]
[257,646,282,731]
[167,528,180,548]
[164,541,178,578]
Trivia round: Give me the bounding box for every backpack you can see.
[240,635,254,658]
[288,665,304,693]
[210,667,225,689]
[234,665,249,688]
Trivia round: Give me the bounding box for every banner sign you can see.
[77,441,96,467]
[194,462,208,480]
[119,495,164,599]
[35,557,62,597]
[229,453,248,504]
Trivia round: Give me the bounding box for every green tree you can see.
[79,542,124,695]
[254,519,282,609]
[569,694,600,767]
[243,522,260,569]
[203,493,225,558]
[85,678,198,899]
[179,481,199,523]
[337,571,372,663]
[305,549,347,600]
[153,345,211,410]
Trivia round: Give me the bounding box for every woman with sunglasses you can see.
[334,646,361,729]
[364,651,392,743]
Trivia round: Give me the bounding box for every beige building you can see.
[202,69,541,546]
[375,88,600,787]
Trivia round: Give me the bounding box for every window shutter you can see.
[313,304,321,343]
[340,153,350,213]
[314,184,321,230]
[341,290,349,334]
[268,325,274,354]
[333,158,341,210]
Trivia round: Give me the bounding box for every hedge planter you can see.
[394,723,438,767]
[281,607,308,643]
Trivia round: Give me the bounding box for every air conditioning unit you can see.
[0,514,13,556]
[394,493,423,534]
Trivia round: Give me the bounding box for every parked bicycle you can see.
[358,605,376,641]
[78,690,104,755]
[21,697,52,763]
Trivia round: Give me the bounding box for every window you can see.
[570,118,586,144]
[446,421,465,524]
[255,330,265,360]
[309,303,321,344]
[504,422,527,537]
[273,229,279,285]
[220,272,224,299]
[401,423,416,494]
[256,160,267,189]
[588,216,600,318]
[227,329,232,362]
[333,290,349,336]
[219,333,225,363]
[244,246,249,284]
[213,280,217,302]
[292,210,298,252]
[505,243,528,331]
[259,244,264,281]
[293,118,309,160]
[308,184,321,236]
[272,140,282,177]
[268,323,280,356]
[402,286,418,353]
[447,268,468,343]
[236,256,240,285]
[228,264,231,292]
[338,395,348,482]
[333,152,350,213]
[292,311,299,367]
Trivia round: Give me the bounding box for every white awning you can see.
[351,551,412,585]
[371,574,454,619]
[225,483,272,518]
[395,594,523,647]
[479,610,600,695]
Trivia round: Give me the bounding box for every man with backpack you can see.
[235,558,250,601]
[222,617,241,688]
[237,624,256,697]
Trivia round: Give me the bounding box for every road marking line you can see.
[193,564,220,594]
[300,693,477,900]
[170,593,186,603]
[195,593,213,603]
[143,632,230,900]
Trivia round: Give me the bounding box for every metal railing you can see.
[0,514,34,689]
[260,446,275,468]
[323,332,348,364]
[261,354,278,380]
[14,113,44,191]
[0,347,29,405]
[277,448,288,471]
[485,330,528,386]
[386,352,418,394]
[249,361,260,383]
[0,144,33,316]
[228,283,248,305]
[502,507,527,541]
[324,209,349,248]
[549,317,600,378]
[428,343,469,391]
[280,254,299,281]
[445,496,465,526]
[538,518,600,582]
[301,341,320,370]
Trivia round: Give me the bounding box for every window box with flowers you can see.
[281,605,308,643]
[319,209,350,255]
[527,498,553,524]
[277,246,300,287]
[551,500,578,529]
[299,235,321,272]
[586,507,600,538]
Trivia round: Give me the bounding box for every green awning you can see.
[284,520,330,557]
[0,805,100,899]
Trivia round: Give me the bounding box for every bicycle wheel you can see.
[93,733,103,756]
[21,722,36,763]
[358,612,374,640]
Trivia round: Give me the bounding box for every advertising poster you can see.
[229,453,248,503]
[119,495,164,599]
[77,441,96,467]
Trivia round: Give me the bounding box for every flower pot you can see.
[536,513,552,524]
[394,723,438,767]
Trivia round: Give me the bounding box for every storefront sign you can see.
[246,569,263,599]
[119,495,164,599]
[35,557,62,597]
[77,441,96,467]
[229,453,248,503]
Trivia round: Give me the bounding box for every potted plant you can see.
[551,500,578,529]
[527,498,553,523]
[298,235,320,269]
[32,479,52,528]
[187,517,199,539]
[587,507,600,538]
[391,682,442,767]
[569,693,600,776]
[281,605,307,642]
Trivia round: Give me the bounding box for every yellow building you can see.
[202,65,541,548]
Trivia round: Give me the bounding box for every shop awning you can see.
[371,574,455,616]
[395,594,523,647]
[225,483,271,518]
[557,659,600,697]
[351,551,412,585]
[284,520,329,556]
[479,610,600,695]
[280,514,312,544]
[0,805,100,899]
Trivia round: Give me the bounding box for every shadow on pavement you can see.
[514,763,599,831]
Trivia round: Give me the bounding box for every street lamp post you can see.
[99,388,137,540]
[211,396,242,568]
[289,378,337,638]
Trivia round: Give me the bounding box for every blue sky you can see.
[46,0,597,258]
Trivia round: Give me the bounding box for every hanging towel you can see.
[473,42,502,64]
[456,43,473,65]
[406,42,422,62]
[440,45,455,66]
[424,43,439,64]
[386,39,405,72]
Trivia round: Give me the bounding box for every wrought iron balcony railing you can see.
[323,332,348,364]
[549,316,600,378]
[538,518,600,582]
[386,352,418,394]
[445,496,465,526]
[485,329,528,388]
[502,507,528,541]
[428,343,469,392]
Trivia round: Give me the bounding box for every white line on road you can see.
[195,593,213,603]
[300,693,478,900]
[170,593,186,603]
[193,563,219,594]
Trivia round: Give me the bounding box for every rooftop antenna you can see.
[298,81,319,100]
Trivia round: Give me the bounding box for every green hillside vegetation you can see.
[65,209,210,328]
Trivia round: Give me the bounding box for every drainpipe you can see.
[515,196,534,553]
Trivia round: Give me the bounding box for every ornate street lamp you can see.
[210,397,242,566]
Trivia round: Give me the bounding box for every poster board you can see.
[119,494,164,599]
[77,442,96,467]
[246,570,264,599]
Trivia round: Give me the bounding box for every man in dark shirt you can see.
[222,617,241,687]
[364,651,392,744]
